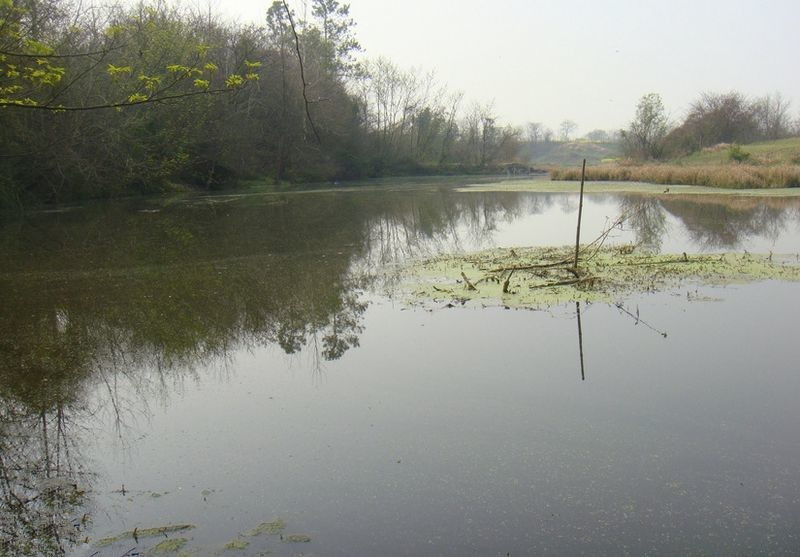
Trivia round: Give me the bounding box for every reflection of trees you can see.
[0,189,549,553]
[619,195,667,251]
[0,196,378,554]
[660,196,799,249]
[615,194,800,252]
[360,190,555,265]
[0,396,91,556]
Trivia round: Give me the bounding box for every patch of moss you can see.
[393,246,800,310]
[244,519,286,536]
[95,524,195,547]
[148,538,188,555]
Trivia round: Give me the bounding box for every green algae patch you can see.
[284,534,311,543]
[94,524,195,547]
[394,246,800,310]
[148,538,188,555]
[224,538,250,550]
[244,519,286,536]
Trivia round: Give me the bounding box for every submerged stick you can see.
[573,158,587,269]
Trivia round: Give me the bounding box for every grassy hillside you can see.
[520,141,620,166]
[676,138,800,166]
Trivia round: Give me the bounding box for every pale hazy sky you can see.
[206,0,799,134]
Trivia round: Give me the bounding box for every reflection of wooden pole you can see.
[573,158,587,269]
[576,301,585,381]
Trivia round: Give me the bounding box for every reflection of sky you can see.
[489,197,635,248]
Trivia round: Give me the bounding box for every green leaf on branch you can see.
[225,74,244,88]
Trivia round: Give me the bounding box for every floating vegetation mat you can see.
[394,245,800,309]
[94,524,195,547]
[91,517,310,555]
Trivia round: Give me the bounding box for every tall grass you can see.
[550,163,800,189]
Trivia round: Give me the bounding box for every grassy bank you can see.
[550,163,800,189]
[550,138,800,189]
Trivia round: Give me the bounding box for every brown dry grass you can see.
[550,163,800,189]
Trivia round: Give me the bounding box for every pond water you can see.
[1,183,799,556]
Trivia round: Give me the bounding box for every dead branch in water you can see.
[489,258,574,273]
[502,269,514,293]
[528,277,594,289]
[489,213,626,275]
[460,271,477,290]
[615,303,668,337]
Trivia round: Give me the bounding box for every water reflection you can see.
[658,195,799,249]
[620,196,668,251]
[0,389,92,555]
[1,187,799,554]
[575,302,586,381]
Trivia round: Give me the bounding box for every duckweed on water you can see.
[244,518,286,536]
[224,538,250,550]
[394,246,800,309]
[95,524,195,547]
[148,537,188,555]
[284,534,311,543]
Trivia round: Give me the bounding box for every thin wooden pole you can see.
[573,158,587,269]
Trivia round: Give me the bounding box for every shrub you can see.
[728,144,751,163]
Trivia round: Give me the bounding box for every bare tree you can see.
[526,122,543,143]
[559,119,577,142]
[753,92,792,140]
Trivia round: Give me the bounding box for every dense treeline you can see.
[0,0,523,208]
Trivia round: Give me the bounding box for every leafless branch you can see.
[282,0,322,144]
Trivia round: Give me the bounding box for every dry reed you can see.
[550,163,800,189]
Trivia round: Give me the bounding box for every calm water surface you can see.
[1,184,799,556]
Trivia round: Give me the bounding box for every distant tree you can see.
[753,92,792,140]
[526,121,543,143]
[585,129,610,142]
[542,127,554,143]
[620,93,669,159]
[559,119,577,141]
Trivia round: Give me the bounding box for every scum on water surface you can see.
[393,245,800,310]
